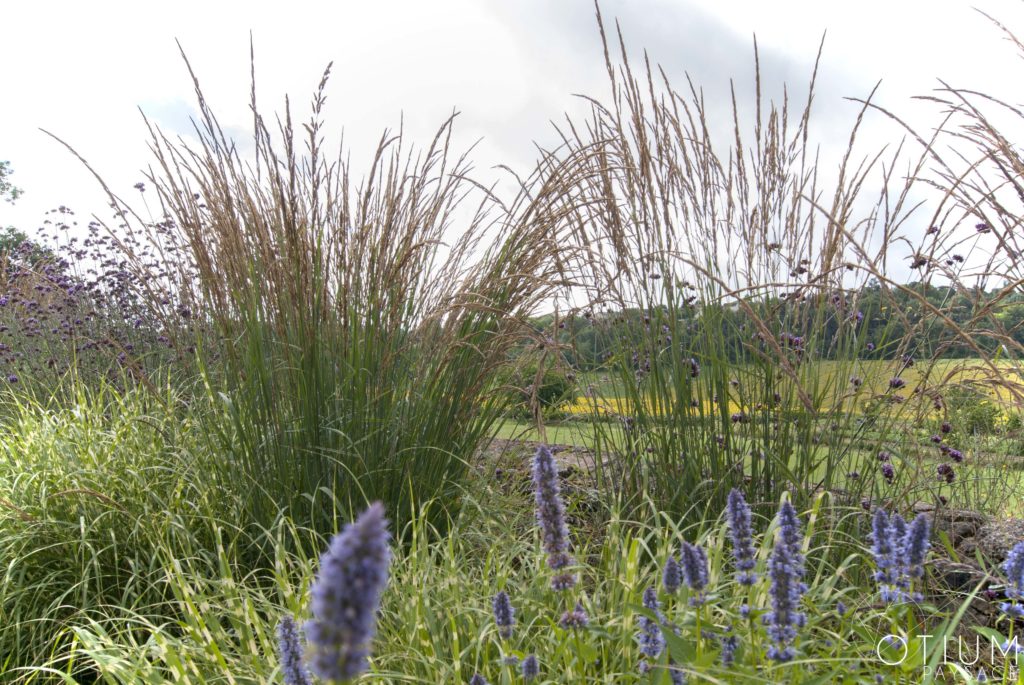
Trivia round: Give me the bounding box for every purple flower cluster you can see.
[521,654,539,681]
[662,555,682,594]
[999,542,1024,618]
[726,489,758,585]
[559,601,589,629]
[764,500,806,662]
[636,586,666,670]
[492,591,515,639]
[680,541,710,605]
[304,502,392,682]
[0,205,200,385]
[276,616,312,685]
[870,508,931,604]
[532,445,576,590]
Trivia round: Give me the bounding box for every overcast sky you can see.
[2,0,1023,235]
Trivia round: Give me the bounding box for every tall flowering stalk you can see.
[276,616,312,685]
[532,444,576,591]
[1000,542,1024,618]
[726,488,757,585]
[680,541,709,606]
[765,499,806,662]
[870,509,930,604]
[304,502,392,682]
[999,542,1024,655]
[662,555,682,594]
[636,586,666,674]
[492,591,515,640]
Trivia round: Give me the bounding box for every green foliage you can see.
[499,359,575,420]
[944,386,1003,438]
[0,160,23,205]
[0,381,235,675]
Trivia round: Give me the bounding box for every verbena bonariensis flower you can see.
[726,488,757,585]
[304,502,392,682]
[765,500,806,662]
[680,542,709,605]
[663,555,682,594]
[492,591,514,639]
[521,654,539,682]
[532,444,576,590]
[276,615,312,685]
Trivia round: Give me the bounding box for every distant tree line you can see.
[521,280,1023,370]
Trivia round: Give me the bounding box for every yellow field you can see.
[563,359,1024,419]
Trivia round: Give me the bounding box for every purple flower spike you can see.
[663,555,682,594]
[765,499,806,662]
[1001,542,1024,620]
[492,591,514,640]
[276,616,312,685]
[559,601,589,629]
[469,675,489,685]
[680,541,709,605]
[726,488,757,585]
[521,654,539,682]
[904,514,931,578]
[637,586,666,660]
[304,502,392,682]
[532,445,576,590]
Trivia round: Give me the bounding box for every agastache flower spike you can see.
[777,500,805,577]
[492,591,514,640]
[304,502,392,682]
[662,555,682,594]
[636,586,666,661]
[276,616,312,685]
[999,542,1024,618]
[765,499,806,662]
[559,601,589,629]
[532,445,576,590]
[726,488,757,584]
[680,541,709,605]
[903,514,931,579]
[521,654,539,682]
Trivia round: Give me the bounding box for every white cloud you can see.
[1,0,1021,238]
